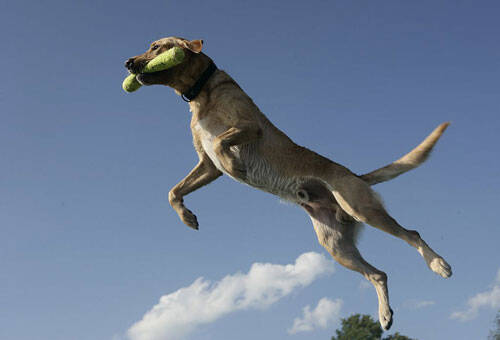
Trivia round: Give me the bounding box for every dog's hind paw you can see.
[428,256,452,278]
[419,240,452,278]
[379,306,393,330]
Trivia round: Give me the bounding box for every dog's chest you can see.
[193,121,227,173]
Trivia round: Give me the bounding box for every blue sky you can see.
[1,0,500,339]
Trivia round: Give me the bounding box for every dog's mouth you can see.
[127,61,147,75]
[135,72,156,85]
[135,69,170,86]
[125,57,169,86]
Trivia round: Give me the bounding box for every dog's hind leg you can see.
[298,181,393,330]
[318,169,452,278]
[307,206,394,330]
[334,245,393,331]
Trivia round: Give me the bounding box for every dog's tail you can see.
[359,122,450,185]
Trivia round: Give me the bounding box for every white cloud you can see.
[451,268,500,321]
[288,297,343,334]
[127,252,334,340]
[403,299,435,309]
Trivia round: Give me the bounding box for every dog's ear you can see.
[180,39,203,53]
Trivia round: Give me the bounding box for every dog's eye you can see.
[152,45,159,51]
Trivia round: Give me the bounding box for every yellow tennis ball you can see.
[122,47,185,93]
[122,74,141,93]
[142,47,185,73]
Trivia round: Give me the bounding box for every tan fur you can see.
[125,37,452,330]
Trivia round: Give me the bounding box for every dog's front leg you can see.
[168,155,222,229]
[213,124,262,179]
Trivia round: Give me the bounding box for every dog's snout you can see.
[125,58,135,70]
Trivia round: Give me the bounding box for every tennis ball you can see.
[122,47,185,93]
[122,74,142,93]
[142,47,185,73]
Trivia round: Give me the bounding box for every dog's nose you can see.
[125,58,135,70]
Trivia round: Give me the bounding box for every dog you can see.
[125,37,452,330]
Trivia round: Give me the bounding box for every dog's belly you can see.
[194,122,302,201]
[239,143,303,200]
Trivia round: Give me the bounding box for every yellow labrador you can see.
[125,37,452,330]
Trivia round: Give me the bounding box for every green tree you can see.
[489,311,500,340]
[331,314,416,340]
[383,332,415,340]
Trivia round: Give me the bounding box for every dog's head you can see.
[124,37,209,92]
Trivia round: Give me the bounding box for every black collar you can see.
[181,61,218,102]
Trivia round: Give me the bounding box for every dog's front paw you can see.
[180,208,199,230]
